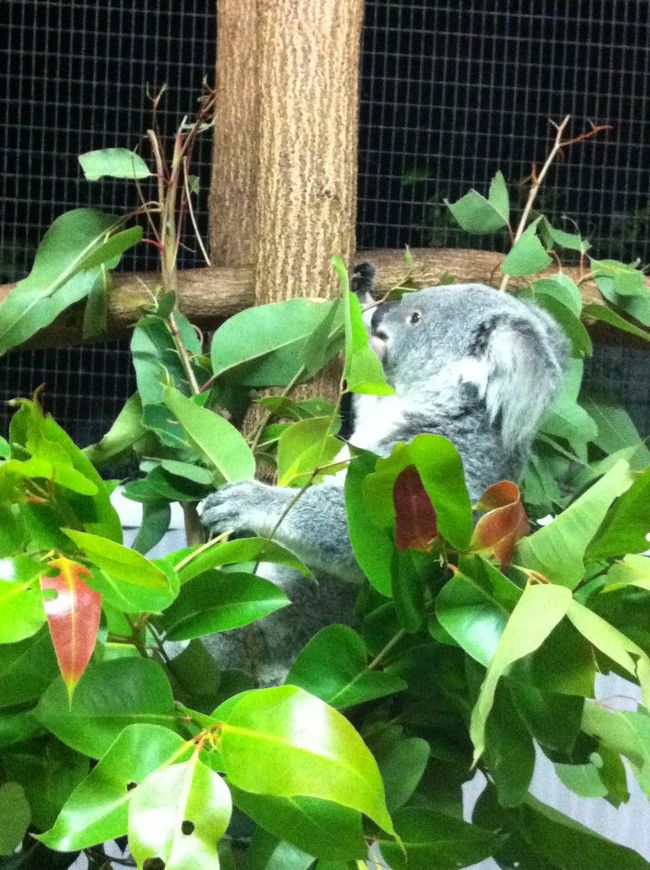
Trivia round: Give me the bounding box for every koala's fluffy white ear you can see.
[468,314,567,451]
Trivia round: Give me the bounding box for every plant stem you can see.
[367,629,407,670]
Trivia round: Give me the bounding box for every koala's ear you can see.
[468,312,568,450]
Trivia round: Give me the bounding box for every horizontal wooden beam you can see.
[0,248,643,349]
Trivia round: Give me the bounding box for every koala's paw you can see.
[201,480,267,538]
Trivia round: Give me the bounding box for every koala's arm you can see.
[201,479,363,583]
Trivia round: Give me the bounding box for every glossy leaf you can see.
[286,625,406,708]
[0,555,47,642]
[470,480,529,570]
[79,148,151,180]
[277,417,343,486]
[377,807,503,870]
[566,599,650,708]
[0,628,58,708]
[533,289,592,357]
[606,554,650,592]
[35,657,176,757]
[175,536,312,584]
[509,681,583,754]
[484,685,534,807]
[436,556,521,667]
[164,387,255,484]
[470,583,572,762]
[218,685,394,833]
[249,828,315,870]
[583,303,650,342]
[133,501,171,555]
[84,393,146,467]
[376,737,430,811]
[587,468,650,560]
[344,448,394,595]
[445,172,510,234]
[230,788,366,862]
[129,754,231,870]
[393,465,439,551]
[131,314,201,410]
[0,209,122,354]
[211,298,342,386]
[159,570,289,641]
[363,434,473,552]
[0,782,30,856]
[41,555,101,701]
[38,724,187,851]
[582,704,650,797]
[516,460,635,588]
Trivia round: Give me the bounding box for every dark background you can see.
[1,0,649,446]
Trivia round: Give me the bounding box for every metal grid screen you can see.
[1,0,649,446]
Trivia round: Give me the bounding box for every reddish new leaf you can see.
[393,465,439,552]
[40,556,101,701]
[470,480,529,570]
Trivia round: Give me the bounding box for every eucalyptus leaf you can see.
[0,782,30,856]
[175,536,312,584]
[79,148,151,180]
[470,583,573,762]
[286,625,407,708]
[501,222,552,277]
[84,394,146,467]
[445,172,510,234]
[38,724,187,851]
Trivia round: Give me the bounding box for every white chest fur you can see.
[349,394,407,452]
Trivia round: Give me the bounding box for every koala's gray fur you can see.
[201,267,569,681]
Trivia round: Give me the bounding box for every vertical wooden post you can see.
[208,0,260,267]
[254,0,364,301]
[209,0,364,299]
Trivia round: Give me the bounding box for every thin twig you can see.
[183,155,211,266]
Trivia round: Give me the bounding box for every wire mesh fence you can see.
[1,0,649,445]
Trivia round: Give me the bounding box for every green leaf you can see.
[79,226,143,271]
[445,173,510,234]
[38,724,187,851]
[0,629,58,708]
[158,458,214,484]
[532,289,592,357]
[175,536,312,584]
[79,148,151,180]
[591,259,647,296]
[606,554,650,592]
[581,393,650,463]
[583,303,650,342]
[211,299,342,387]
[164,386,255,484]
[542,359,598,452]
[133,501,171,555]
[0,209,128,354]
[587,468,650,560]
[159,570,289,641]
[249,828,315,870]
[484,685,534,807]
[470,583,572,762]
[84,393,146,467]
[286,625,406,708]
[0,556,47,642]
[435,556,521,666]
[376,737,430,811]
[299,298,344,377]
[509,682,583,753]
[501,222,552,277]
[595,275,650,327]
[377,807,504,870]
[277,417,343,486]
[508,620,595,696]
[566,599,650,708]
[582,704,650,798]
[0,710,41,750]
[516,460,635,588]
[219,685,394,833]
[0,783,30,856]
[35,657,176,757]
[363,435,473,552]
[131,314,200,411]
[554,759,609,800]
[344,449,394,596]
[129,755,231,870]
[63,527,174,595]
[542,220,590,254]
[230,788,366,862]
[333,256,395,396]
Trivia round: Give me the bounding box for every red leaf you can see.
[393,465,439,552]
[470,480,529,570]
[40,556,101,702]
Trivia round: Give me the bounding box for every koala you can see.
[202,265,569,580]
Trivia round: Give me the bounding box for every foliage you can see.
[0,115,649,870]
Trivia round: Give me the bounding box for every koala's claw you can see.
[201,480,264,537]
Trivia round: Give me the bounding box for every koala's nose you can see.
[371,302,396,338]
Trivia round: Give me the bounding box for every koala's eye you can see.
[409,311,422,325]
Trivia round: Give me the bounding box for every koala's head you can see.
[369,283,570,451]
